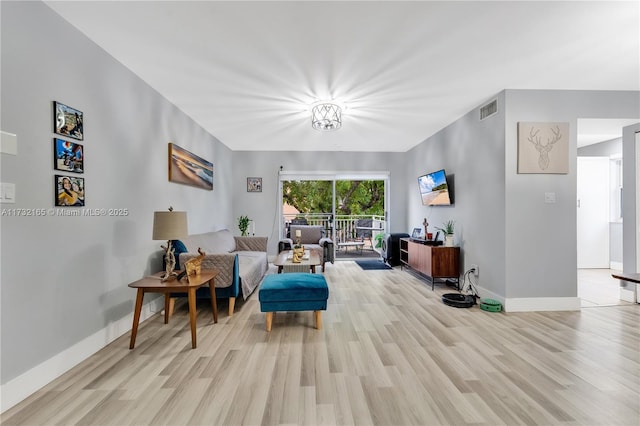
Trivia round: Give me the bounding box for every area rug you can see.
[355,260,393,270]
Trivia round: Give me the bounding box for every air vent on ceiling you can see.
[479,99,497,120]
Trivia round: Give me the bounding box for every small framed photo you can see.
[55,175,85,206]
[411,227,423,239]
[247,177,262,192]
[54,101,84,141]
[53,138,83,173]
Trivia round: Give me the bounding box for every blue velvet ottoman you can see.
[258,273,329,331]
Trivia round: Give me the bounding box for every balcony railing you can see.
[282,213,386,252]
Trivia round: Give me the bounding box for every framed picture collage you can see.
[53,101,85,206]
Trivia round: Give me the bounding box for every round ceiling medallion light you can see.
[311,103,342,131]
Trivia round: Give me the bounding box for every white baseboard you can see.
[504,297,581,312]
[620,287,636,303]
[0,298,163,413]
[474,285,580,312]
[610,261,623,271]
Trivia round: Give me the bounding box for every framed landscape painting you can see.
[55,174,85,206]
[53,138,84,173]
[54,101,84,141]
[168,143,213,190]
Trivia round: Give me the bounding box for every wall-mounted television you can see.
[418,169,452,206]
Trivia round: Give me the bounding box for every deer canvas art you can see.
[517,122,570,174]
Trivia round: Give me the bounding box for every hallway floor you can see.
[578,268,635,307]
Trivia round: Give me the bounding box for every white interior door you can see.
[577,157,610,268]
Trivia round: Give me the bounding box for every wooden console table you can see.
[400,238,460,290]
[128,269,218,349]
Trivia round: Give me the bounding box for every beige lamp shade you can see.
[152,210,188,240]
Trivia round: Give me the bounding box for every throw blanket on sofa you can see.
[177,230,268,300]
[236,251,268,299]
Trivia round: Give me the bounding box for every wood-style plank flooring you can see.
[578,268,633,307]
[3,262,639,425]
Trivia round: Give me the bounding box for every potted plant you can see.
[238,215,250,236]
[374,233,384,249]
[436,220,455,246]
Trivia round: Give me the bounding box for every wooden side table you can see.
[128,269,218,349]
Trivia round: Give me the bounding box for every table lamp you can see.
[153,206,188,281]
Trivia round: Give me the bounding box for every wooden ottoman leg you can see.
[266,312,274,331]
[314,311,322,330]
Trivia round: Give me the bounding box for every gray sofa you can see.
[173,229,268,316]
[278,224,334,271]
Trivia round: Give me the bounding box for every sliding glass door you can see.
[279,172,389,259]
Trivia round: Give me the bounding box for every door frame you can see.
[277,170,390,251]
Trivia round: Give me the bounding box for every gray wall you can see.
[231,151,408,255]
[406,93,507,299]
[504,90,639,299]
[1,1,233,386]
[405,90,639,302]
[622,123,640,273]
[577,138,623,265]
[578,138,622,157]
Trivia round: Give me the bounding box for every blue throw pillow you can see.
[171,240,188,270]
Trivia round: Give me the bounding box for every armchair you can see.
[278,224,334,271]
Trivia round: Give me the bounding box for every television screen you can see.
[418,169,452,205]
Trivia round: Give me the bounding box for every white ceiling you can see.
[45,1,639,152]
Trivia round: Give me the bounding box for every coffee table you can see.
[274,249,321,273]
[128,269,218,349]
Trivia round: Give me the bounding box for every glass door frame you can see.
[278,170,390,256]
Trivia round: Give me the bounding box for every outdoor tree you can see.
[283,180,384,216]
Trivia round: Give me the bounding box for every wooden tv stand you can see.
[399,238,460,290]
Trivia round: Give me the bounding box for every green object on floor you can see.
[480,299,502,312]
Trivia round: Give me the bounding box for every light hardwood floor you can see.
[578,268,633,307]
[3,262,639,425]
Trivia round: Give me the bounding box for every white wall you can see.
[0,1,233,409]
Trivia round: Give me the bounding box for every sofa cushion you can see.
[259,273,328,301]
[235,236,267,252]
[290,225,324,244]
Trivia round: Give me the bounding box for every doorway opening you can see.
[576,118,633,306]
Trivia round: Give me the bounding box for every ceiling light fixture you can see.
[311,103,342,131]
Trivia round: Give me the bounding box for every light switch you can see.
[1,183,15,203]
[544,192,556,204]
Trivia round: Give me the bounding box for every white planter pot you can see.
[444,234,454,247]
